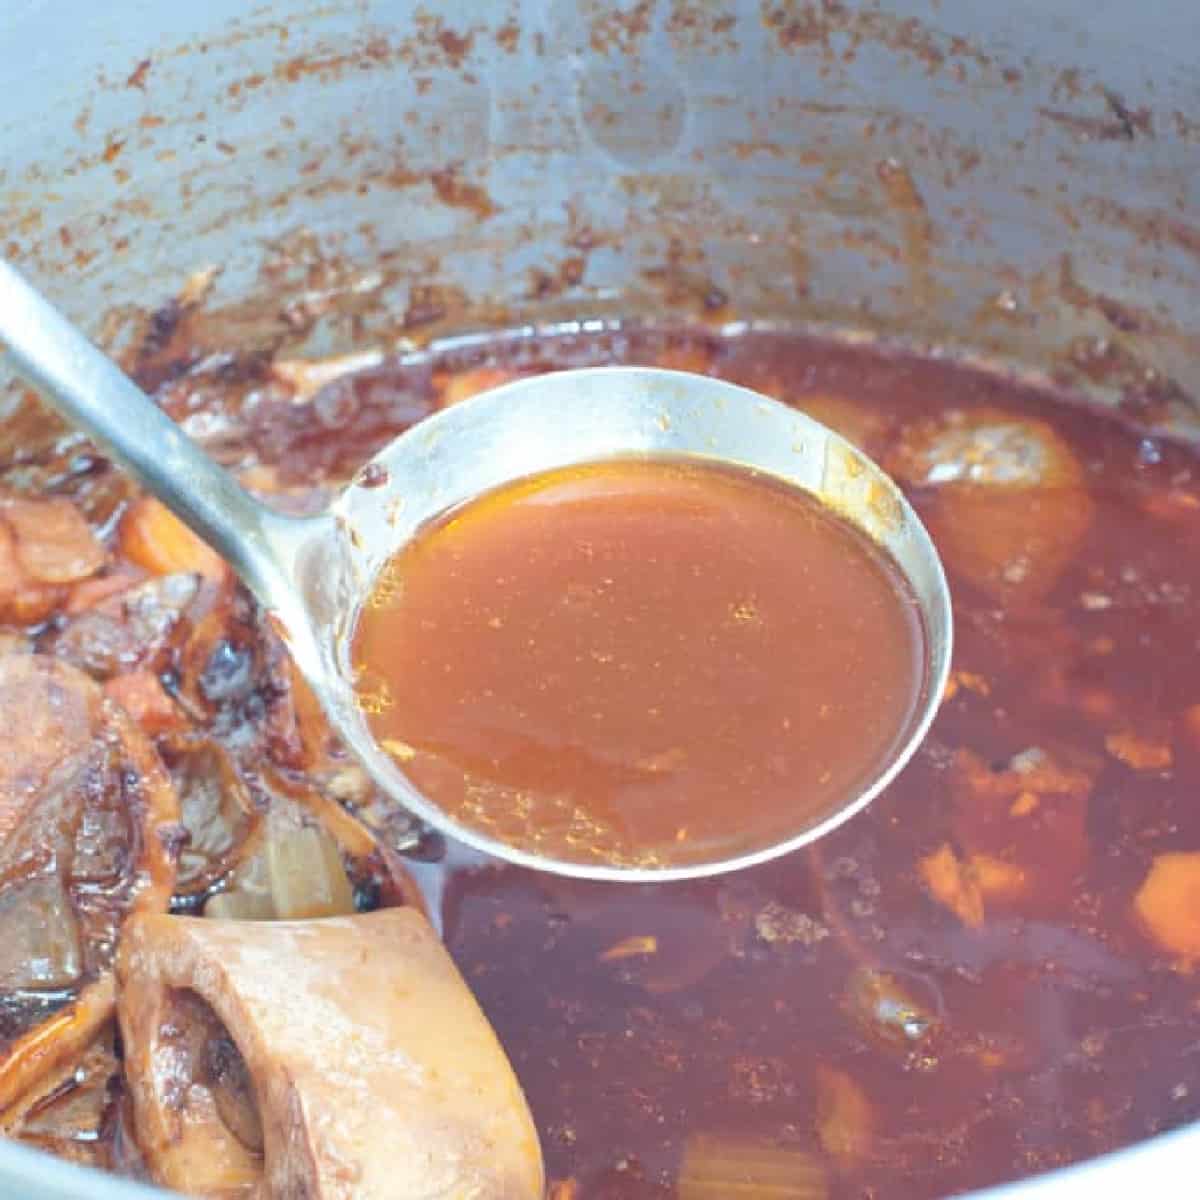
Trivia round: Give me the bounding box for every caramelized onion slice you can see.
[118,910,545,1199]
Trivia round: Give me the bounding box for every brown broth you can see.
[352,458,925,868]
[394,331,1200,1199]
[8,321,1200,1198]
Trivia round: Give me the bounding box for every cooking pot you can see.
[1,1,1198,1196]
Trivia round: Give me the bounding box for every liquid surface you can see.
[353,459,925,868]
[3,319,1200,1199]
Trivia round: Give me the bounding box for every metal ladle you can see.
[0,260,952,882]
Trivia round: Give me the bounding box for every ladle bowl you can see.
[0,259,952,881]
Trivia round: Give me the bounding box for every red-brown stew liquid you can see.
[352,458,925,868]
[398,334,1200,1199]
[7,323,1200,1199]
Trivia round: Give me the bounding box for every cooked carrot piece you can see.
[1009,791,1039,817]
[814,1065,873,1166]
[919,843,984,928]
[976,1045,1008,1071]
[943,670,991,703]
[1106,730,1173,771]
[969,853,1028,901]
[947,747,1091,915]
[1133,852,1200,961]
[119,498,227,581]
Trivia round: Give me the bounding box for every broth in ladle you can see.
[352,457,926,869]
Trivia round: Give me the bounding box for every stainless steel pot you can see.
[1,1,1197,1195]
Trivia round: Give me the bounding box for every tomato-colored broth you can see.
[353,458,925,868]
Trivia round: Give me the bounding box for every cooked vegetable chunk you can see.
[1133,852,1200,962]
[0,655,178,1126]
[887,408,1093,602]
[678,1134,829,1199]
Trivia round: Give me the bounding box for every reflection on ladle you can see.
[0,259,951,881]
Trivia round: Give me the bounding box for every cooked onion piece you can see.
[678,1133,829,1199]
[0,655,179,1125]
[212,767,426,919]
[117,910,545,1199]
[118,569,425,917]
[202,807,355,923]
[167,738,261,896]
[886,407,1093,602]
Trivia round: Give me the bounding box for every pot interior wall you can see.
[2,0,1198,431]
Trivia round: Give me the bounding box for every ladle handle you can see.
[0,259,313,609]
